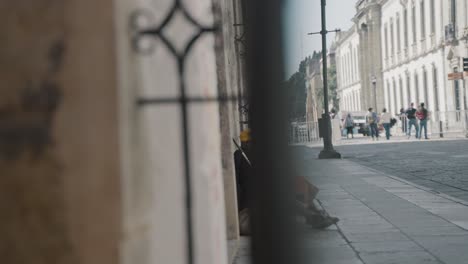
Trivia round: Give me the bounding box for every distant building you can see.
[335,25,363,112]
[306,56,323,123]
[335,0,385,113]
[336,0,468,131]
[380,0,447,116]
[443,0,468,117]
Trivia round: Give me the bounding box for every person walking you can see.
[406,103,419,139]
[417,103,429,139]
[381,108,392,140]
[367,107,379,140]
[344,113,354,139]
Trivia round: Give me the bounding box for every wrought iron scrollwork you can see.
[129,2,222,264]
[233,23,246,57]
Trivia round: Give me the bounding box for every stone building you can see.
[0,0,248,264]
[335,26,363,112]
[381,0,447,116]
[336,0,468,135]
[442,0,468,121]
[306,56,323,123]
[336,0,385,113]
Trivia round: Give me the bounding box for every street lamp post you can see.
[371,75,377,110]
[308,0,341,159]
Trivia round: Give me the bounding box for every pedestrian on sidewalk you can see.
[380,108,392,140]
[405,103,419,139]
[417,103,429,140]
[343,112,354,139]
[367,107,379,140]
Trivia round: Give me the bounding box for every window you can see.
[433,67,439,111]
[420,0,426,39]
[404,8,409,47]
[354,47,358,80]
[384,24,389,59]
[412,4,417,43]
[390,19,395,56]
[355,47,360,80]
[430,0,435,34]
[347,53,351,83]
[423,68,429,106]
[399,77,404,110]
[393,79,398,114]
[415,72,420,103]
[397,14,401,52]
[451,0,457,25]
[385,81,390,109]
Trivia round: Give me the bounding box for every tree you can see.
[328,64,339,111]
[285,56,310,122]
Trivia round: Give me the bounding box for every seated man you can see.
[234,130,338,234]
[295,176,339,228]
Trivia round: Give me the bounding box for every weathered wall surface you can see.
[0,1,121,263]
[115,0,229,263]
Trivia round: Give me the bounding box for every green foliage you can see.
[285,50,340,121]
[285,56,310,122]
[328,64,339,111]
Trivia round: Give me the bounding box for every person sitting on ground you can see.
[294,175,339,228]
[233,130,339,234]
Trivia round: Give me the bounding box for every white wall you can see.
[381,0,448,115]
[115,1,228,264]
[336,27,362,112]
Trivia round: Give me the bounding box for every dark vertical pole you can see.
[245,0,298,264]
[319,0,341,159]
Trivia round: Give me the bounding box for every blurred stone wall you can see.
[0,1,121,263]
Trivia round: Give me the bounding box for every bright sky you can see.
[284,0,358,78]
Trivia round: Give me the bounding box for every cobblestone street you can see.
[308,139,468,202]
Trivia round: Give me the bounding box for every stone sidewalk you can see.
[234,158,468,264]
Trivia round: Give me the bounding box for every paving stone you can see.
[359,251,441,264]
[351,240,423,254]
[345,231,410,243]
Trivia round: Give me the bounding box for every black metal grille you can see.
[130,2,225,264]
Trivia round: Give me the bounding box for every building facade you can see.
[336,0,385,113]
[335,26,363,112]
[336,0,468,135]
[381,0,447,116]
[306,57,322,123]
[442,0,468,127]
